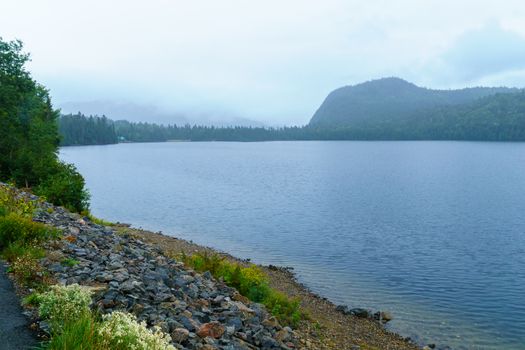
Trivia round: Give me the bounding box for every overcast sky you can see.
[2,0,525,125]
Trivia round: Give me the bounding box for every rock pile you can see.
[31,201,299,349]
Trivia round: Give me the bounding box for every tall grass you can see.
[180,251,302,326]
[43,311,103,350]
[0,186,59,288]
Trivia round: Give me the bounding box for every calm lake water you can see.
[60,141,525,349]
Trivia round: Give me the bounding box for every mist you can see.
[2,0,525,125]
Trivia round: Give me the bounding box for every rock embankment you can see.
[32,201,299,349]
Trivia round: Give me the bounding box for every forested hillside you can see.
[57,78,525,144]
[309,77,519,127]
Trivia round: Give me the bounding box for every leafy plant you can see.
[10,253,45,286]
[181,251,303,326]
[39,284,93,329]
[43,311,103,350]
[0,185,36,217]
[35,162,90,213]
[1,241,45,262]
[98,311,175,350]
[0,212,59,249]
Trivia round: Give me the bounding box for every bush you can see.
[10,253,46,286]
[39,284,93,328]
[181,252,303,326]
[35,162,90,213]
[0,185,36,217]
[1,241,45,262]
[98,311,175,350]
[0,212,59,249]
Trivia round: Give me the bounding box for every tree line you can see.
[59,91,525,146]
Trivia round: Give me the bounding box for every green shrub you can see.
[0,212,59,249]
[181,252,303,326]
[35,162,90,213]
[1,241,45,262]
[10,253,46,286]
[0,185,36,217]
[39,284,93,329]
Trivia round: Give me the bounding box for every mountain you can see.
[309,77,519,128]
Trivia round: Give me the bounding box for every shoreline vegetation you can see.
[0,182,420,350]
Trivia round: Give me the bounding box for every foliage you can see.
[181,251,302,326]
[98,311,175,350]
[42,311,103,350]
[0,212,59,249]
[43,311,175,350]
[37,285,174,350]
[9,252,46,286]
[82,211,114,226]
[1,240,45,262]
[0,37,89,212]
[34,162,90,213]
[0,185,36,217]
[61,257,79,267]
[39,284,93,329]
[59,113,118,146]
[22,291,42,306]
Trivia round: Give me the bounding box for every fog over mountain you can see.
[2,1,525,125]
[310,77,520,127]
[59,100,264,127]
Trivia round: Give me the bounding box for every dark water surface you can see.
[60,141,525,349]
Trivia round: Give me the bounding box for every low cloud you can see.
[436,22,525,85]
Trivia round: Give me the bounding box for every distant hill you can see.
[309,77,520,128]
[59,80,525,145]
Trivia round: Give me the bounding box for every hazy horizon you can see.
[2,0,525,125]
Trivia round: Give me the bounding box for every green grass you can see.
[180,251,303,326]
[0,187,60,289]
[41,311,103,350]
[1,241,45,262]
[82,211,114,227]
[22,291,41,307]
[0,212,60,249]
[61,257,80,267]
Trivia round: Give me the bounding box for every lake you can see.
[60,141,525,349]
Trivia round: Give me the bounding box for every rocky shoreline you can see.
[124,227,422,350]
[4,186,423,349]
